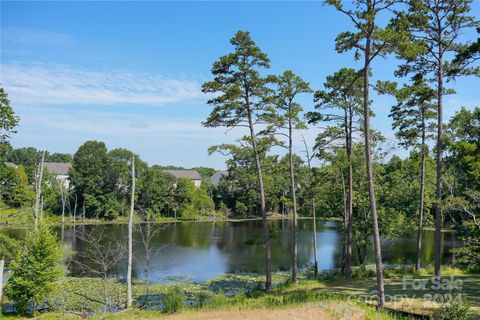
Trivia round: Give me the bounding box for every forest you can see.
[0,0,479,319]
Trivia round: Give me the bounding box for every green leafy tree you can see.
[394,0,478,278]
[202,30,274,291]
[0,88,19,155]
[0,165,35,208]
[139,167,176,216]
[6,223,64,315]
[47,153,72,163]
[70,141,115,219]
[5,147,44,182]
[445,107,480,192]
[12,165,35,207]
[108,148,147,215]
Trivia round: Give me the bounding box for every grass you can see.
[2,268,479,319]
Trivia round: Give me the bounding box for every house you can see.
[163,169,202,188]
[4,162,18,169]
[43,162,72,189]
[210,170,228,187]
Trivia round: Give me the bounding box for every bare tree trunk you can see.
[40,196,44,220]
[340,169,347,274]
[416,112,427,272]
[34,151,45,226]
[58,181,66,225]
[302,137,318,278]
[58,180,66,240]
[127,156,135,308]
[345,107,353,277]
[73,194,77,223]
[246,104,272,292]
[289,119,298,283]
[434,45,444,279]
[363,29,385,307]
[0,259,4,302]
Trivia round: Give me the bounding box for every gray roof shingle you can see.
[210,170,228,186]
[163,169,202,180]
[44,162,72,175]
[4,162,18,169]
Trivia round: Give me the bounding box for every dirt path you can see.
[163,303,366,320]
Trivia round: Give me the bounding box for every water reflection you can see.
[1,220,459,283]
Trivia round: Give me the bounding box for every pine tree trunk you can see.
[345,107,353,276]
[341,170,347,275]
[416,112,427,272]
[289,119,298,283]
[246,105,272,292]
[434,46,444,279]
[312,198,318,277]
[127,156,135,308]
[303,137,318,278]
[363,31,385,307]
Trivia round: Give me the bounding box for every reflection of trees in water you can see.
[0,221,461,282]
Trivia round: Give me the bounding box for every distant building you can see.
[4,162,18,169]
[43,162,72,188]
[163,169,202,188]
[210,170,228,187]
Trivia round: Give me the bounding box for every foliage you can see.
[0,165,35,208]
[0,87,19,145]
[5,223,64,315]
[445,107,480,192]
[0,230,19,265]
[162,286,185,314]
[434,297,470,320]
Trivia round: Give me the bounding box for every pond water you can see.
[1,220,460,283]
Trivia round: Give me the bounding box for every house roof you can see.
[4,162,18,169]
[44,162,72,175]
[163,169,202,180]
[210,170,228,186]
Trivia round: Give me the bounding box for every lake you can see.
[1,219,460,283]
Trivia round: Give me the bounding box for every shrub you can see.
[351,265,376,279]
[207,293,230,308]
[434,298,470,320]
[163,286,185,314]
[234,201,248,215]
[5,223,64,315]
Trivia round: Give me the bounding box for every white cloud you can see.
[2,28,74,46]
[0,62,205,106]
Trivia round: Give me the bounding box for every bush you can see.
[5,223,64,315]
[234,201,248,215]
[163,286,185,314]
[434,298,470,320]
[351,265,376,279]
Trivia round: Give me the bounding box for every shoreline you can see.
[0,211,342,228]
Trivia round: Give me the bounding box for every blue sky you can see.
[1,1,479,169]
